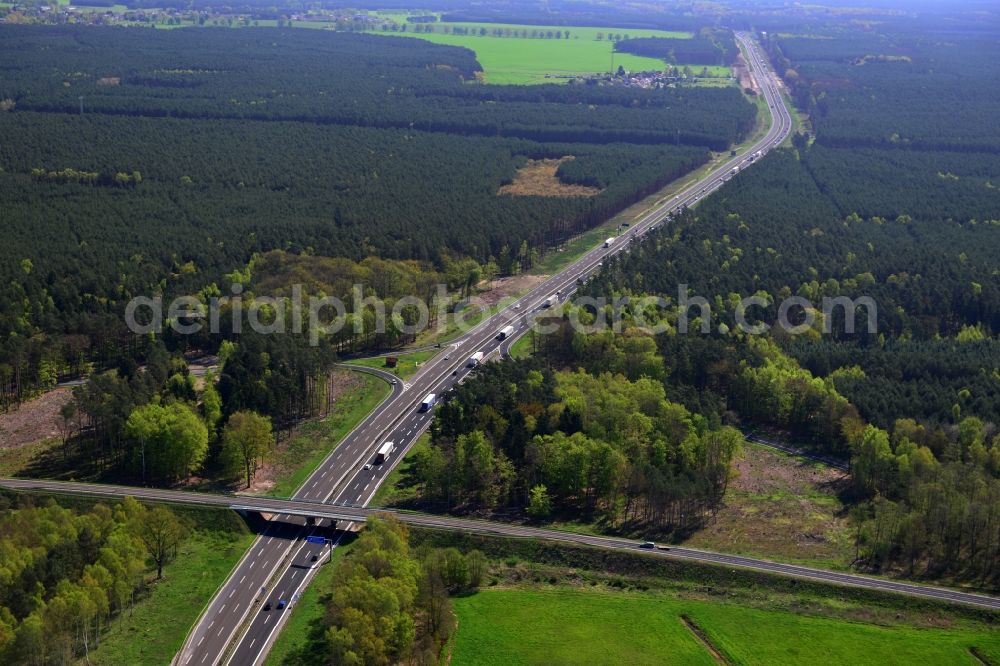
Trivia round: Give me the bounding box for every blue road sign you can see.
[305,536,325,544]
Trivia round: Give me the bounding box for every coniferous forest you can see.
[0,25,753,403]
[556,21,1000,583]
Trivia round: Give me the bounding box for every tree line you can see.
[786,337,1000,429]
[62,332,308,487]
[614,31,738,66]
[414,355,742,534]
[279,515,486,666]
[848,418,1000,584]
[0,495,190,664]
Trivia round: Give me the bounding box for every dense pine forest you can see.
[768,31,1000,152]
[553,21,999,584]
[614,30,739,66]
[0,24,754,405]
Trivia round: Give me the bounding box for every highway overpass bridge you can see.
[3,477,1000,612]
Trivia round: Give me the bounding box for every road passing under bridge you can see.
[4,477,999,612]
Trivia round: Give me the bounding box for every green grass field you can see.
[392,22,692,84]
[412,302,487,347]
[690,64,732,76]
[0,437,59,477]
[346,349,437,380]
[86,519,255,666]
[71,3,129,12]
[451,588,1000,666]
[368,432,430,507]
[440,22,690,42]
[265,371,390,498]
[508,332,535,359]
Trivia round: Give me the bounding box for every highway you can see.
[213,34,792,666]
[4,477,999,612]
[30,32,796,666]
[201,31,793,665]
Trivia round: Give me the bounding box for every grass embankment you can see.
[394,23,692,84]
[451,588,1000,666]
[346,350,437,381]
[264,372,390,498]
[507,332,535,359]
[0,438,60,476]
[263,536,358,666]
[369,432,431,507]
[412,303,488,348]
[88,525,255,665]
[781,89,813,147]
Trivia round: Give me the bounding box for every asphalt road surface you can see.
[3,477,999,612]
[23,32,799,666]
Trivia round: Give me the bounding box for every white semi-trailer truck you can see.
[374,441,393,464]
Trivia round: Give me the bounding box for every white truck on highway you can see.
[419,393,437,412]
[497,325,515,340]
[604,237,615,248]
[468,351,484,367]
[542,295,557,309]
[374,441,393,464]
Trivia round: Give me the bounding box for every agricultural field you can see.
[392,22,695,84]
[451,588,1000,666]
